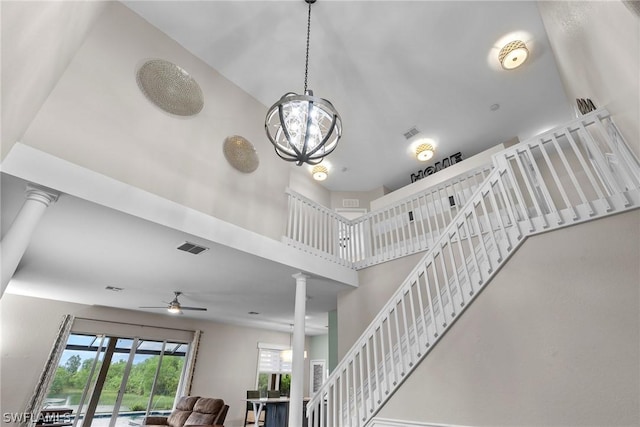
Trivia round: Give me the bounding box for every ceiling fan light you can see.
[416,143,435,161]
[499,40,529,70]
[167,305,182,314]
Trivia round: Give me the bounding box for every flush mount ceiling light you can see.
[311,164,328,181]
[415,143,435,161]
[136,59,204,116]
[498,40,529,70]
[265,0,342,166]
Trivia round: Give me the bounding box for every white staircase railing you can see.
[306,109,640,427]
[367,419,471,427]
[285,165,493,269]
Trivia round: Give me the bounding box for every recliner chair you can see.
[143,396,228,427]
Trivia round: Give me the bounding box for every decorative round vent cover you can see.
[136,59,204,116]
[223,135,259,173]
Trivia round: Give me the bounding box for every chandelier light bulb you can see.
[266,91,342,165]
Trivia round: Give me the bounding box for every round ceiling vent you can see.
[136,59,204,116]
[223,135,259,173]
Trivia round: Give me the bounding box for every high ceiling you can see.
[123,0,572,192]
[2,0,575,335]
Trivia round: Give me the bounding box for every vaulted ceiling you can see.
[1,1,574,334]
[123,0,572,192]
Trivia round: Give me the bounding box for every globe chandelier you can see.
[265,0,342,166]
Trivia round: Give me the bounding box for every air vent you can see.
[403,126,420,140]
[177,241,209,255]
[342,198,360,208]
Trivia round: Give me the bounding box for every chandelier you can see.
[265,0,342,166]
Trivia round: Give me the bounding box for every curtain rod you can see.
[74,316,198,333]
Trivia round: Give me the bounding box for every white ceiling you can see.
[123,0,573,192]
[2,0,575,336]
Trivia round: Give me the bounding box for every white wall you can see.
[377,210,640,426]
[0,1,108,159]
[9,2,292,241]
[330,187,388,212]
[537,1,640,158]
[336,252,425,359]
[0,294,313,427]
[288,166,332,208]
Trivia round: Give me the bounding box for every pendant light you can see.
[265,0,342,166]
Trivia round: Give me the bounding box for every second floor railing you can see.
[284,165,493,269]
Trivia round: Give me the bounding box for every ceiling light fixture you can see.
[415,143,435,161]
[265,0,342,166]
[498,40,529,70]
[167,304,182,315]
[312,164,328,181]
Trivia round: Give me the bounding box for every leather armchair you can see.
[143,396,228,427]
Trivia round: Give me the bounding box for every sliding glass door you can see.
[45,333,188,427]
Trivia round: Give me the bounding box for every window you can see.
[46,333,189,427]
[256,344,292,396]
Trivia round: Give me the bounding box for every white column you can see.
[1,184,59,298]
[288,272,308,427]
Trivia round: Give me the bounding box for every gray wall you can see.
[0,294,312,427]
[377,210,640,426]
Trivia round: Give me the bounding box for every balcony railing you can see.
[285,165,494,269]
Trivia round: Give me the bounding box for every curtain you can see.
[178,329,201,399]
[23,314,74,427]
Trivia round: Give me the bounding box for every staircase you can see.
[305,109,640,427]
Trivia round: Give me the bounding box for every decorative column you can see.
[288,272,308,427]
[1,184,59,298]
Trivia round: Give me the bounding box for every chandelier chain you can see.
[304,0,311,94]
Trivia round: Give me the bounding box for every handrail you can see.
[284,164,493,269]
[305,108,640,427]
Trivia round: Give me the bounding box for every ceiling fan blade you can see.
[180,306,208,311]
[139,306,168,309]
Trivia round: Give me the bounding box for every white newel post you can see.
[0,184,59,298]
[288,272,308,427]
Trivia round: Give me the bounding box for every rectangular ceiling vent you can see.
[403,126,420,140]
[343,198,360,208]
[177,241,209,255]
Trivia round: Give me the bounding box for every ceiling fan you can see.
[140,291,207,315]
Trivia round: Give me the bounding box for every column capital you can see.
[25,184,60,206]
[292,272,309,281]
